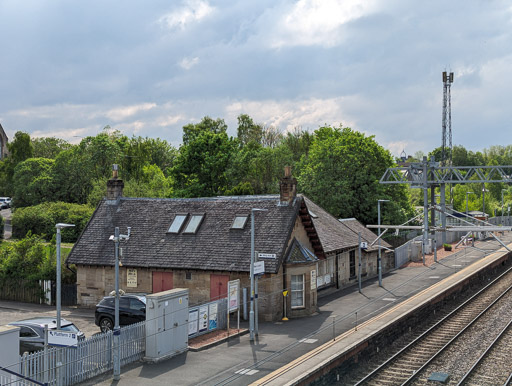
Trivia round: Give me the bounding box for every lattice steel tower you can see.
[441,71,454,166]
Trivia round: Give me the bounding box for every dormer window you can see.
[168,214,188,233]
[183,214,204,234]
[231,215,248,229]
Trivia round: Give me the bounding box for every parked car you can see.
[95,294,146,332]
[8,317,85,355]
[0,197,9,209]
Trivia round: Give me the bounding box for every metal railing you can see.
[18,321,145,385]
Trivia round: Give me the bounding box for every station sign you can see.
[48,330,78,347]
[253,261,265,276]
[258,253,276,259]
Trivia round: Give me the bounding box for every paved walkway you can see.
[84,233,511,386]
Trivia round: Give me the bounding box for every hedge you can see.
[11,202,94,243]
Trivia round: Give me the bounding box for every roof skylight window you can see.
[168,214,188,233]
[183,214,204,234]
[308,210,318,218]
[231,215,248,229]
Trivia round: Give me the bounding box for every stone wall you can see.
[76,265,289,321]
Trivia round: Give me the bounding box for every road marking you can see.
[452,264,462,267]
[382,298,396,302]
[299,338,318,344]
[236,369,259,375]
[429,276,440,279]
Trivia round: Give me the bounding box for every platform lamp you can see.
[377,199,389,287]
[56,223,75,329]
[502,189,507,225]
[250,208,267,341]
[110,226,131,381]
[482,186,489,216]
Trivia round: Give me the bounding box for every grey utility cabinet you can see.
[144,288,189,362]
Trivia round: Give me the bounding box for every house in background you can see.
[67,167,394,321]
[0,124,9,160]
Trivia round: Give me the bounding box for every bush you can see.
[0,234,76,283]
[443,243,452,251]
[11,202,94,242]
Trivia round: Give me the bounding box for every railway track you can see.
[455,318,512,385]
[354,267,512,386]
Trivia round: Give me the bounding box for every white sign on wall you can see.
[258,253,276,259]
[310,270,317,290]
[127,268,137,287]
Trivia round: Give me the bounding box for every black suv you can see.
[8,317,84,354]
[95,294,146,332]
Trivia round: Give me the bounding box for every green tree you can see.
[124,164,172,198]
[7,131,33,164]
[12,158,55,207]
[52,147,95,204]
[0,131,34,196]
[32,137,73,159]
[172,127,236,197]
[298,125,413,224]
[237,114,263,147]
[182,116,227,145]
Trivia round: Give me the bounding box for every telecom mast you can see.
[441,71,454,166]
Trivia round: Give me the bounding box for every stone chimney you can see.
[279,166,297,205]
[107,164,124,201]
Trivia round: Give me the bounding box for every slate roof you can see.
[67,195,302,274]
[303,196,391,252]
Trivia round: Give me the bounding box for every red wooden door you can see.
[152,271,173,293]
[210,274,229,301]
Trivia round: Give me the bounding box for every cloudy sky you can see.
[1,0,511,157]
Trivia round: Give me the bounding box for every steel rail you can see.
[401,282,512,385]
[455,318,512,386]
[354,266,512,386]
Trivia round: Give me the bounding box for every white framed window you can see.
[231,215,248,229]
[291,274,305,308]
[183,214,204,234]
[168,214,188,233]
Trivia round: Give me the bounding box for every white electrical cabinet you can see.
[144,288,189,362]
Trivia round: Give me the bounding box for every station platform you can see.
[252,234,512,386]
[90,233,512,386]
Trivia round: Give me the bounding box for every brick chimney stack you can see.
[279,166,297,205]
[107,164,124,201]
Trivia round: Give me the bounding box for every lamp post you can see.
[110,226,131,381]
[502,189,507,225]
[55,223,75,329]
[377,199,389,287]
[482,186,488,216]
[465,192,474,217]
[249,208,266,342]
